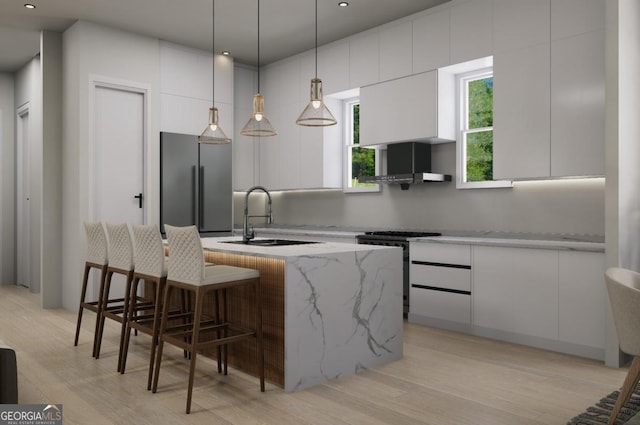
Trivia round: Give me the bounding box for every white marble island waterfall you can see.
[199,237,403,392]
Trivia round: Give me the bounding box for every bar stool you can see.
[94,223,141,371]
[74,221,109,357]
[120,224,169,389]
[152,224,265,414]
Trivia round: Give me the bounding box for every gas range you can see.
[357,230,441,242]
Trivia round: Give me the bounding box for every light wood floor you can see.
[0,284,628,425]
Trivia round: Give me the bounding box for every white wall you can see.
[604,0,640,367]
[15,57,42,293]
[236,142,605,236]
[41,31,63,308]
[62,21,160,310]
[0,73,14,285]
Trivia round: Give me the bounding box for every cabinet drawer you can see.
[411,263,471,292]
[411,243,471,266]
[410,286,471,324]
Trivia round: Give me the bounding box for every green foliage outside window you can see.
[348,103,376,187]
[466,77,494,182]
[466,131,493,182]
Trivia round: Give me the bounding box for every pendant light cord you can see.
[257,0,261,93]
[314,0,318,78]
[211,0,216,103]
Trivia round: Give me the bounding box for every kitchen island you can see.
[197,237,403,392]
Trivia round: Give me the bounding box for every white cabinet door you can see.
[360,71,437,146]
[450,0,493,64]
[550,30,605,177]
[558,251,606,350]
[258,55,342,190]
[413,9,450,73]
[233,66,258,191]
[411,289,471,324]
[379,21,413,82]
[317,41,350,95]
[551,0,605,40]
[493,0,550,54]
[493,43,551,179]
[473,246,558,340]
[349,32,379,88]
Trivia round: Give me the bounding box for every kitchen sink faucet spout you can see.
[243,186,273,243]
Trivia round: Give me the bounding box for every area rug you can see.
[567,385,640,425]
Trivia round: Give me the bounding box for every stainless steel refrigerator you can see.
[160,132,232,236]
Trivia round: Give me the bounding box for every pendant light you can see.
[296,0,337,127]
[199,0,231,144]
[241,0,277,137]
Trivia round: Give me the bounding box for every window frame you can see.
[456,67,512,189]
[342,97,380,193]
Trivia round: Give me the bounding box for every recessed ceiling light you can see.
[338,2,349,7]
[24,3,36,9]
[221,51,231,56]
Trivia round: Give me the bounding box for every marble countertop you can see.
[411,235,604,252]
[238,225,605,252]
[237,225,364,239]
[201,236,397,259]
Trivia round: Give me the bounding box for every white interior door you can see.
[16,106,30,288]
[92,84,145,298]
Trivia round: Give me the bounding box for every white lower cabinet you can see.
[558,250,606,350]
[410,241,605,360]
[409,243,471,325]
[473,246,558,340]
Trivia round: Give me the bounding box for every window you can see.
[457,68,511,188]
[343,98,379,192]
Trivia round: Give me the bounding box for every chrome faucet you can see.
[243,186,273,243]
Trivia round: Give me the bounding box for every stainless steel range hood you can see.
[359,142,452,190]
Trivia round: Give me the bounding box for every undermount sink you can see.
[222,239,320,247]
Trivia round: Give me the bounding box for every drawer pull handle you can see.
[412,260,471,270]
[411,284,471,296]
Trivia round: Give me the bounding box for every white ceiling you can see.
[1,0,450,72]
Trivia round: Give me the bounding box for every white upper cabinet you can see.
[349,32,379,89]
[360,70,437,146]
[551,30,605,177]
[233,66,258,191]
[263,59,300,108]
[492,0,605,180]
[493,43,551,180]
[551,0,605,40]
[379,21,413,82]
[493,0,550,54]
[160,43,233,104]
[450,0,493,64]
[257,55,342,191]
[413,8,450,73]
[317,41,350,95]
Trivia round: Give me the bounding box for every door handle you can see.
[134,193,143,209]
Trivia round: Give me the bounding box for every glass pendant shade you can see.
[198,107,231,144]
[241,94,277,137]
[296,78,337,126]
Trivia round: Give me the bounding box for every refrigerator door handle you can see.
[199,166,205,231]
[192,165,198,226]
